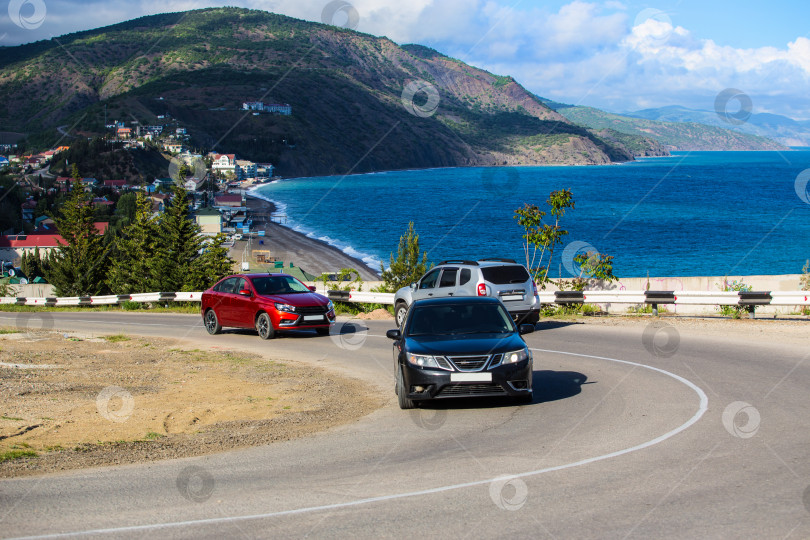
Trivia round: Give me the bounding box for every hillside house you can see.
[235,160,257,180]
[0,222,109,262]
[194,207,222,235]
[213,194,243,208]
[103,179,127,191]
[0,156,8,169]
[211,153,237,176]
[21,200,37,222]
[117,127,132,138]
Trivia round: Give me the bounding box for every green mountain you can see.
[626,105,810,147]
[546,102,788,151]
[0,8,665,176]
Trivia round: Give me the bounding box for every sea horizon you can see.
[251,151,810,279]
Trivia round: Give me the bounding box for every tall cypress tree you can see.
[185,233,235,291]
[108,190,157,294]
[152,183,204,292]
[47,166,110,296]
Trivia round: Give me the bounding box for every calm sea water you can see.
[252,151,810,278]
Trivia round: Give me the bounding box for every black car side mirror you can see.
[386,329,401,340]
[518,324,535,335]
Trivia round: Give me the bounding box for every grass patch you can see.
[0,450,38,462]
[1,415,24,421]
[0,304,200,314]
[0,328,21,334]
[143,432,163,440]
[103,334,131,342]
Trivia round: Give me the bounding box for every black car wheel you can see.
[396,365,416,409]
[256,312,275,340]
[395,302,408,327]
[204,309,221,335]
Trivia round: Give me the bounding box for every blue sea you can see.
[252,151,810,278]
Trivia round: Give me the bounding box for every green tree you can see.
[108,191,158,294]
[514,189,575,286]
[151,184,202,291]
[46,166,110,296]
[114,192,138,225]
[379,222,430,292]
[569,251,617,291]
[184,233,235,291]
[20,247,48,279]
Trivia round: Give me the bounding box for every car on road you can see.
[386,296,534,409]
[393,259,540,327]
[201,273,335,339]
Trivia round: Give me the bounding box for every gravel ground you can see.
[0,331,383,477]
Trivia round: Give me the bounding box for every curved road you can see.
[1,312,809,538]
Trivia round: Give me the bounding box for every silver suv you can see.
[394,259,540,327]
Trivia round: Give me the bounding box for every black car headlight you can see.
[407,354,453,371]
[275,302,296,313]
[492,348,529,367]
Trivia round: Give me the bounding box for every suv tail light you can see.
[532,281,539,297]
[477,283,487,296]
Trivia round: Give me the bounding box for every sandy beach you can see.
[241,195,381,282]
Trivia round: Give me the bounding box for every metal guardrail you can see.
[325,289,810,317]
[1,289,807,317]
[0,292,201,307]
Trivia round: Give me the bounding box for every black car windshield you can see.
[408,304,513,336]
[251,275,310,295]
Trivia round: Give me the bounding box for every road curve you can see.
[1,312,809,539]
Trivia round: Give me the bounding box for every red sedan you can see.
[201,273,336,339]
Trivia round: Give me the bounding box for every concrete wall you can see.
[311,275,808,316]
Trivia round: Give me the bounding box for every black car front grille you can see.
[438,384,507,397]
[448,355,490,371]
[295,305,328,314]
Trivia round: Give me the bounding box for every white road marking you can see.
[12,347,708,540]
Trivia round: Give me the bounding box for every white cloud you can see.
[2,0,808,118]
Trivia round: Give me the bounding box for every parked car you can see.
[386,296,534,409]
[393,259,540,327]
[201,273,335,339]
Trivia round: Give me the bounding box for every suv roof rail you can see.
[479,258,517,264]
[438,260,479,266]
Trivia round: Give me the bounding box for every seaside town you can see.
[0,100,363,285]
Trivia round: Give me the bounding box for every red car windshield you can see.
[251,275,310,295]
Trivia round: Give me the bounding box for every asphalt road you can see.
[1,312,809,539]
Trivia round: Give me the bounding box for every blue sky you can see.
[2,0,810,118]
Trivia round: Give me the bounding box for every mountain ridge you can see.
[0,7,666,177]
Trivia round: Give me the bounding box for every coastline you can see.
[244,194,381,281]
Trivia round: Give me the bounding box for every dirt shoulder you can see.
[0,331,384,478]
[543,314,810,348]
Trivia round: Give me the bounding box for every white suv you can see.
[393,259,540,327]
